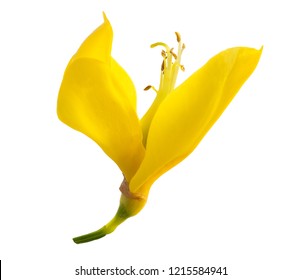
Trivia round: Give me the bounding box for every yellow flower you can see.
[57,13,262,243]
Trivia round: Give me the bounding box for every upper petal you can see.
[130,47,262,193]
[67,13,137,109]
[70,12,113,64]
[57,14,145,181]
[57,58,145,181]
[110,57,137,110]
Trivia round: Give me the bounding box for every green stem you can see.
[73,192,147,244]
[73,204,128,244]
[73,225,108,244]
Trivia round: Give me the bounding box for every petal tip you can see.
[102,11,113,37]
[102,11,109,23]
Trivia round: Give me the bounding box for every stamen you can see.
[170,49,178,59]
[182,43,186,50]
[175,32,181,43]
[144,85,158,93]
[161,60,165,72]
[150,33,185,97]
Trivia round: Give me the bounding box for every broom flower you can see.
[57,13,262,243]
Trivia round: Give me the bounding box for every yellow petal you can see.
[70,12,112,64]
[130,47,262,193]
[58,58,144,181]
[67,13,137,109]
[110,57,137,110]
[58,14,144,180]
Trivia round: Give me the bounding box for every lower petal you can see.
[130,47,262,194]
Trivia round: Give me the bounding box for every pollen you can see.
[144,85,158,93]
[175,32,181,43]
[161,60,165,72]
[170,48,178,59]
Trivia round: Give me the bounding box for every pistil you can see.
[141,32,185,146]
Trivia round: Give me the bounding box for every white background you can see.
[1,0,300,279]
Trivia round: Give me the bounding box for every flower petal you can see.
[70,12,113,64]
[57,58,145,181]
[130,47,262,193]
[110,57,137,110]
[58,13,144,180]
[67,13,137,109]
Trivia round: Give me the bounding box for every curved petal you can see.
[57,13,144,180]
[110,58,137,110]
[130,47,262,193]
[70,12,113,64]
[67,13,137,109]
[57,57,145,181]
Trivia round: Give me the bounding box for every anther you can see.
[170,49,178,59]
[144,85,158,93]
[175,32,181,43]
[161,50,167,58]
[180,65,185,71]
[182,43,186,50]
[161,60,165,72]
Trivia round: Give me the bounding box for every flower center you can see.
[141,33,185,146]
[149,32,185,96]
